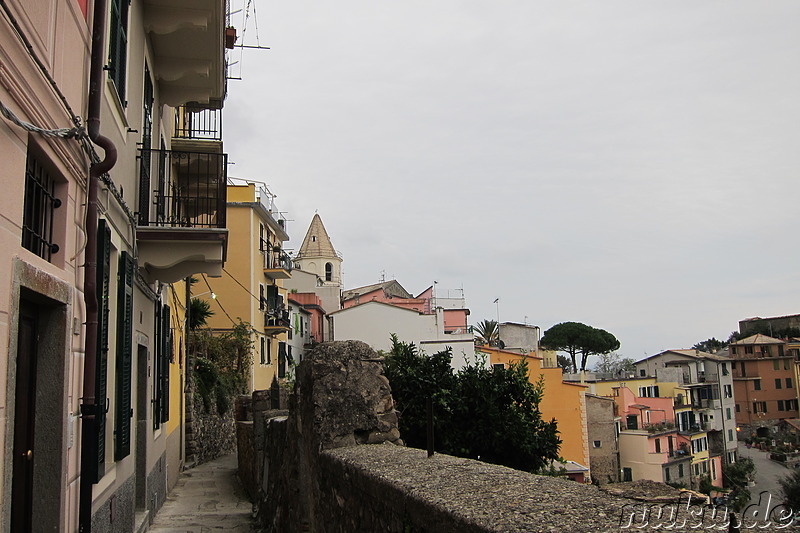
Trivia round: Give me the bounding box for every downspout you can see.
[79,0,117,531]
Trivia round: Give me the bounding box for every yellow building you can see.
[481,346,590,478]
[200,182,291,390]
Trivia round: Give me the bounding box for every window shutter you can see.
[161,305,171,423]
[108,0,129,103]
[114,251,134,460]
[153,302,162,430]
[93,219,112,481]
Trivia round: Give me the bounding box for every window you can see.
[776,378,783,389]
[732,361,737,369]
[761,345,770,356]
[722,363,728,376]
[655,438,661,453]
[278,342,287,378]
[731,346,737,355]
[754,379,761,391]
[22,150,62,261]
[639,369,646,377]
[745,346,754,355]
[726,407,732,420]
[259,284,265,310]
[729,429,734,442]
[266,338,272,364]
[260,336,266,365]
[778,400,785,411]
[678,464,684,477]
[325,262,333,282]
[753,401,767,414]
[774,360,780,370]
[593,440,601,448]
[735,403,740,413]
[724,384,732,398]
[108,0,130,103]
[259,224,265,251]
[779,345,785,357]
[137,66,154,225]
[741,362,747,377]
[665,468,671,482]
[785,359,791,370]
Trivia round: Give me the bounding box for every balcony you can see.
[136,149,228,283]
[174,105,222,143]
[677,424,706,436]
[142,0,226,108]
[264,307,290,334]
[263,246,292,280]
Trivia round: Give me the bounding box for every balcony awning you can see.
[142,0,226,107]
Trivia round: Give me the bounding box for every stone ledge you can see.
[323,445,635,532]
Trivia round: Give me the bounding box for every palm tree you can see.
[474,319,499,346]
[189,297,214,330]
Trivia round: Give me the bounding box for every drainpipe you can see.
[79,0,117,531]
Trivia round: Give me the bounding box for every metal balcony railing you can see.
[174,105,222,141]
[137,149,227,228]
[263,246,293,271]
[265,307,290,329]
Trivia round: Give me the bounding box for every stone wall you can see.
[189,391,237,465]
[244,340,682,532]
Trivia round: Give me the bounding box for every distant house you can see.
[586,394,620,484]
[727,334,799,435]
[636,349,738,467]
[331,298,475,368]
[482,346,591,481]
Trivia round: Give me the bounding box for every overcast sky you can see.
[223,1,800,360]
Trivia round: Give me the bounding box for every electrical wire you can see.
[222,266,260,303]
[201,274,235,325]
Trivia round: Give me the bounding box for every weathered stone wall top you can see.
[295,340,401,450]
[323,445,632,532]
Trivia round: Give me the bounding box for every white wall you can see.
[332,302,474,368]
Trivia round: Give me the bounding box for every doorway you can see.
[6,284,68,532]
[11,301,37,531]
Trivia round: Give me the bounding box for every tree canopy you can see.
[384,334,561,472]
[593,352,636,376]
[540,322,620,373]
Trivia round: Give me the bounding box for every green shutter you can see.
[114,251,134,460]
[153,302,161,430]
[93,219,112,482]
[161,305,171,423]
[108,0,129,103]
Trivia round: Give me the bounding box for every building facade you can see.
[728,334,799,435]
[1,0,230,530]
[199,182,292,389]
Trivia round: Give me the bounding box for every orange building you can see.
[729,334,798,432]
[480,346,589,480]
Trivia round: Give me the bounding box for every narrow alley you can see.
[148,455,256,532]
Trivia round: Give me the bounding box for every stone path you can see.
[149,454,256,532]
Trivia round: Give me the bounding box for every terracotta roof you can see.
[341,280,412,301]
[638,349,729,364]
[730,333,785,345]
